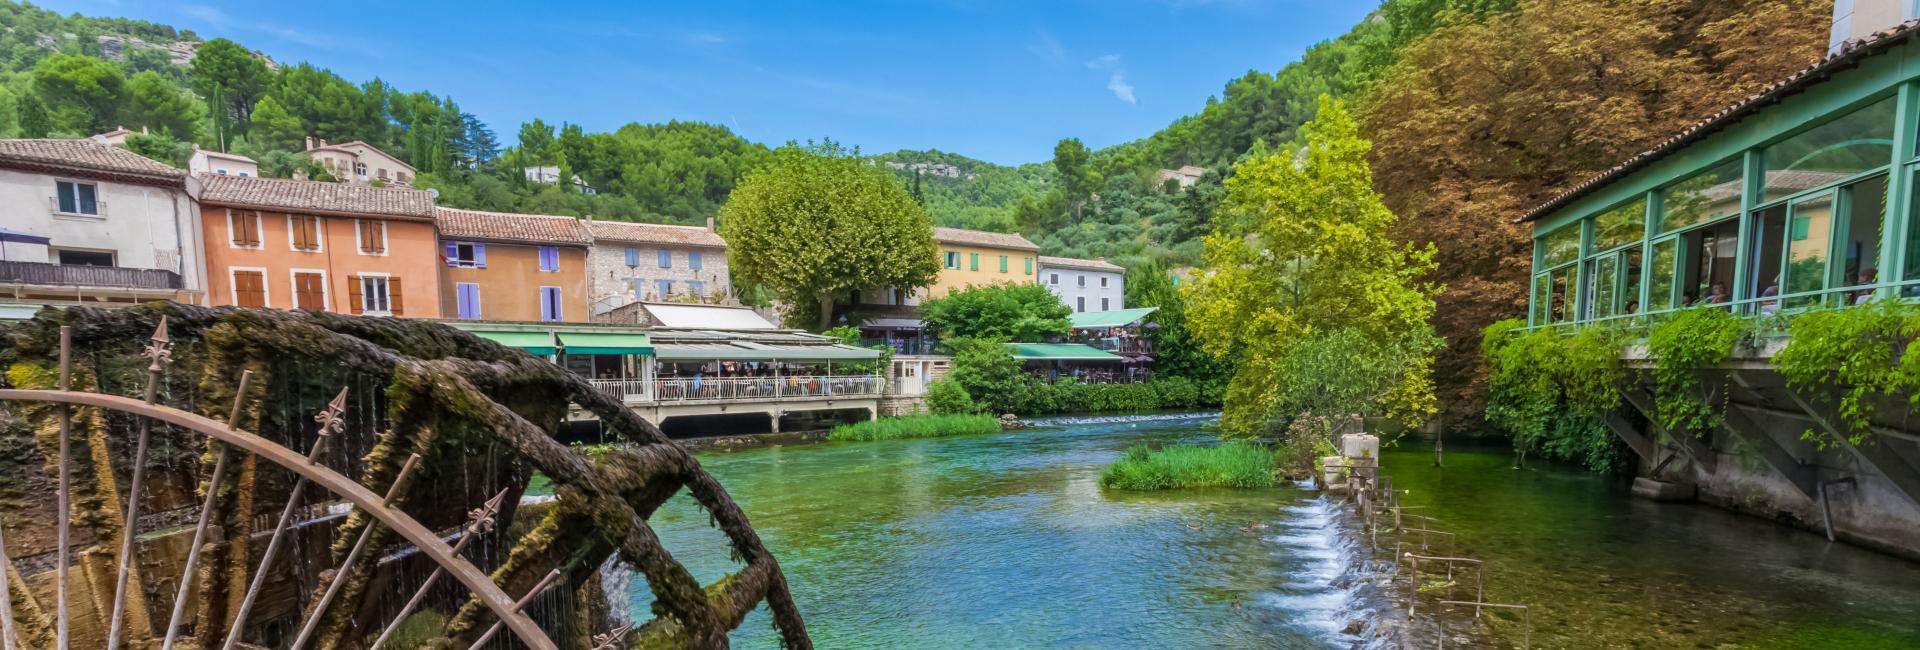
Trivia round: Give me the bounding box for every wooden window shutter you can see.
[389,277,404,316]
[348,275,364,314]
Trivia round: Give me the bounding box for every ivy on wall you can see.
[1646,307,1748,435]
[1772,301,1920,448]
[1480,319,1628,471]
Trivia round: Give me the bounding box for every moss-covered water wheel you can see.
[0,303,808,649]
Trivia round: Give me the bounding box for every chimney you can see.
[304,136,313,151]
[706,216,716,232]
[1831,0,1916,54]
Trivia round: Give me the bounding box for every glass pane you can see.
[1531,274,1550,325]
[76,183,97,214]
[1588,255,1619,320]
[1681,219,1740,306]
[1623,246,1642,315]
[1660,159,1743,232]
[1550,266,1576,323]
[1648,239,1677,312]
[1763,97,1895,203]
[1840,175,1887,295]
[1750,204,1787,314]
[56,181,76,213]
[1541,225,1580,268]
[1783,195,1835,302]
[1593,199,1646,251]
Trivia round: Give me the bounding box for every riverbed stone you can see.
[1633,477,1698,502]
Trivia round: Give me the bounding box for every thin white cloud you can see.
[1085,53,1120,70]
[1027,28,1066,67]
[683,31,732,46]
[1106,72,1136,105]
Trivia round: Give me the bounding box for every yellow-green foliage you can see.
[1647,307,1748,432]
[1481,319,1628,471]
[365,609,446,649]
[828,413,1001,441]
[1185,97,1441,437]
[1099,442,1277,490]
[1773,301,1920,447]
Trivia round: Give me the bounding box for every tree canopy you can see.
[719,145,940,329]
[920,282,1072,342]
[1186,97,1440,438]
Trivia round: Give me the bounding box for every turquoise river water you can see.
[606,414,1920,648]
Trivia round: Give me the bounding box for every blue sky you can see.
[47,1,1374,165]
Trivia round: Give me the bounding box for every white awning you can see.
[641,303,777,329]
[653,342,880,362]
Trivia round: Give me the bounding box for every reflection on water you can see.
[607,416,1920,648]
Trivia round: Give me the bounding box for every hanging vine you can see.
[1480,319,1630,471]
[1646,307,1748,435]
[1772,301,1920,448]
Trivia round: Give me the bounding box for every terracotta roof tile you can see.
[192,173,435,219]
[0,138,184,183]
[1519,20,1920,224]
[933,227,1039,251]
[434,207,590,246]
[1039,255,1125,273]
[585,219,727,248]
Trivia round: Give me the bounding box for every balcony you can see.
[589,374,884,404]
[0,261,181,290]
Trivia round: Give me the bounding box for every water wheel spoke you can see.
[162,369,254,650]
[289,452,421,649]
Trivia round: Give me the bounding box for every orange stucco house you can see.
[189,174,443,317]
[433,207,591,322]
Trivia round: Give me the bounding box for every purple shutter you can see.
[444,242,458,267]
[474,244,488,268]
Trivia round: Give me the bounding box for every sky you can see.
[44,1,1375,165]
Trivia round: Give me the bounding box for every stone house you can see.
[305,137,416,186]
[582,218,731,315]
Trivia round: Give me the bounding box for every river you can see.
[609,413,1920,648]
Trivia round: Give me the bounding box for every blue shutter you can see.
[625,247,640,267]
[474,244,488,268]
[444,242,458,267]
[690,251,703,270]
[658,250,671,268]
[630,278,643,300]
[539,246,559,271]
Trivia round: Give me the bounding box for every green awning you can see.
[1068,307,1157,329]
[559,331,653,356]
[468,330,556,356]
[1004,343,1123,361]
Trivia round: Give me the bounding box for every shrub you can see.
[925,379,978,415]
[1099,442,1277,490]
[1151,376,1202,409]
[1481,319,1628,471]
[1647,307,1748,432]
[1773,301,1920,448]
[828,413,1002,441]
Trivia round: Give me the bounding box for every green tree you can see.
[30,53,124,132]
[16,93,53,138]
[518,119,556,162]
[1052,137,1094,200]
[122,131,190,167]
[121,70,203,140]
[190,38,268,135]
[943,336,1028,414]
[1126,260,1227,387]
[720,146,940,330]
[920,282,1071,342]
[248,95,305,151]
[1186,97,1441,439]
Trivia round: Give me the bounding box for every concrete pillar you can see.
[769,411,781,434]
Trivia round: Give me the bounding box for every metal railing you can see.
[590,374,884,403]
[0,260,181,290]
[1530,277,1920,334]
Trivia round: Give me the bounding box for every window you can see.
[1593,199,1645,251]
[625,247,641,267]
[1076,296,1085,312]
[1100,276,1109,288]
[1050,273,1059,285]
[629,278,645,300]
[658,250,672,268]
[56,250,113,266]
[689,280,706,296]
[945,251,961,269]
[356,220,386,254]
[1647,239,1678,312]
[55,180,99,215]
[352,275,394,315]
[1659,160,1742,233]
[1101,297,1110,311]
[1763,96,1895,203]
[1678,218,1741,306]
[1840,175,1887,293]
[289,215,322,252]
[969,253,979,271]
[233,269,267,308]
[538,246,560,272]
[456,283,482,319]
[540,286,563,322]
[1077,275,1086,288]
[353,161,367,178]
[655,279,673,297]
[1539,225,1581,268]
[446,242,486,268]
[690,251,703,270]
[999,255,1008,273]
[292,271,327,311]
[229,210,262,247]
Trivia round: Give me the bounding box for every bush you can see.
[925,379,978,414]
[1098,442,1277,490]
[1647,307,1748,432]
[1773,301,1920,448]
[1481,319,1628,471]
[828,413,1002,441]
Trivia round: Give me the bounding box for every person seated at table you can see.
[1854,268,1879,305]
[1700,283,1729,305]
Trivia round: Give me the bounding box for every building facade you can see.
[434,207,591,322]
[192,174,443,317]
[1039,255,1125,313]
[305,138,415,186]
[927,227,1039,298]
[189,149,259,177]
[583,218,731,314]
[0,138,202,307]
